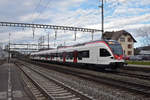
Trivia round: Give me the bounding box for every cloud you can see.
[85,13,150,31]
[0,0,150,48]
[136,0,150,6]
[58,0,86,7]
[108,0,127,3]
[114,7,150,15]
[19,13,39,22]
[134,26,150,37]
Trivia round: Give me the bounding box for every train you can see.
[30,40,125,69]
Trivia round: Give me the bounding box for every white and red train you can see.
[30,40,125,69]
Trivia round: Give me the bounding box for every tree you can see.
[135,27,150,46]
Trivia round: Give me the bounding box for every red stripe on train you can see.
[114,55,123,60]
[73,51,78,63]
[63,52,66,63]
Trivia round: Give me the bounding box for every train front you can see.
[106,40,125,68]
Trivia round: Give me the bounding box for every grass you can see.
[126,61,150,66]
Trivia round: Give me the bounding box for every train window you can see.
[47,53,51,57]
[60,53,63,59]
[66,52,73,60]
[66,53,69,60]
[44,54,48,58]
[69,52,73,59]
[78,52,82,60]
[57,53,60,57]
[82,51,89,58]
[100,49,111,57]
[78,50,89,58]
[49,53,52,57]
[55,53,57,57]
[52,53,58,57]
[40,54,43,57]
[51,53,53,57]
[58,53,63,59]
[78,57,82,60]
[51,53,55,57]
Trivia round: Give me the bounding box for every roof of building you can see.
[103,30,136,42]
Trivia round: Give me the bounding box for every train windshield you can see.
[107,41,123,55]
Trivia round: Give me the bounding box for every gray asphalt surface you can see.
[0,63,8,100]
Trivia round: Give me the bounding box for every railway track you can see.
[121,66,150,73]
[15,62,93,100]
[22,60,150,97]
[21,71,47,100]
[115,69,150,81]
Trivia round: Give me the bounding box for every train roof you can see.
[57,39,117,49]
[31,39,118,55]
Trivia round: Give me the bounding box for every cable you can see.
[31,0,42,23]
[33,0,51,23]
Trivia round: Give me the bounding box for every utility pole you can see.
[99,0,104,39]
[8,33,11,63]
[42,36,45,49]
[48,33,49,49]
[64,41,66,46]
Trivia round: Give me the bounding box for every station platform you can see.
[0,62,33,100]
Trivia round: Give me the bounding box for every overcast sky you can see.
[0,0,150,48]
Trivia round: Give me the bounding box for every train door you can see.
[63,52,66,63]
[98,48,111,64]
[89,47,97,64]
[73,51,78,63]
[45,56,48,61]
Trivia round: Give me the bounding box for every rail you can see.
[15,61,93,100]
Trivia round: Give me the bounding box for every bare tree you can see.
[135,27,150,46]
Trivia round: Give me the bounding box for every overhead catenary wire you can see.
[32,0,51,24]
[31,0,42,23]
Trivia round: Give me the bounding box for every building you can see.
[136,46,150,55]
[103,30,136,57]
[140,50,150,55]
